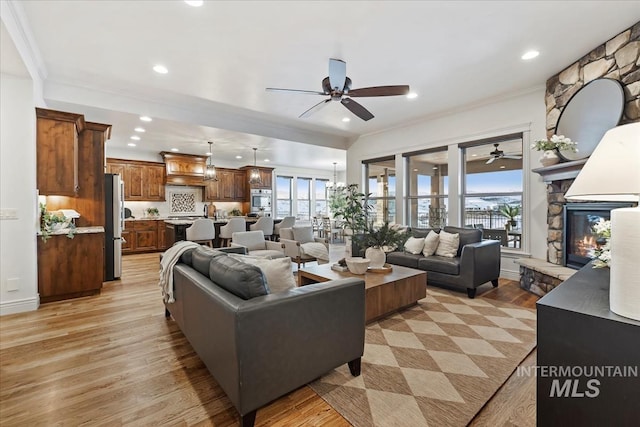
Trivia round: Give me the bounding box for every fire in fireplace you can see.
[563,202,633,269]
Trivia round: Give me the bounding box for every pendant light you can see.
[204,141,218,181]
[248,147,262,185]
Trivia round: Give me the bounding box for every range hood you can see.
[160,152,207,186]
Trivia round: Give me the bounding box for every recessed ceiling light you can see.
[153,64,168,74]
[500,165,506,169]
[127,143,136,147]
[184,0,203,6]
[432,166,438,169]
[140,116,152,122]
[342,117,351,122]
[130,135,140,140]
[413,168,418,172]
[521,50,540,60]
[235,155,242,159]
[171,148,179,152]
[264,159,270,162]
[134,127,146,133]
[205,151,212,156]
[471,154,477,157]
[407,92,418,99]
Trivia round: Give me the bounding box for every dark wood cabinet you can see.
[121,229,133,253]
[38,232,104,303]
[204,168,246,202]
[122,220,167,253]
[157,220,166,250]
[107,159,165,201]
[234,171,247,200]
[537,264,640,426]
[36,108,85,196]
[160,152,207,186]
[204,179,220,201]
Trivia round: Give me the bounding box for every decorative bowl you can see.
[345,257,370,275]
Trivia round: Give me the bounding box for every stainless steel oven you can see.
[250,189,272,214]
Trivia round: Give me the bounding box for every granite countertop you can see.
[37,226,105,236]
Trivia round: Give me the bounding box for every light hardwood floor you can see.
[0,249,538,426]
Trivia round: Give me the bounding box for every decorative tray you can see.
[367,264,393,273]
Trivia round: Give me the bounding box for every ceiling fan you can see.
[486,143,523,164]
[266,58,410,121]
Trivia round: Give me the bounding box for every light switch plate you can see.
[0,209,18,220]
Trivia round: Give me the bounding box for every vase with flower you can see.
[532,135,578,167]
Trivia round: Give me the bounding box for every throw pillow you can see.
[403,236,425,255]
[292,226,314,244]
[435,230,460,258]
[229,254,296,293]
[208,255,269,300]
[422,230,440,257]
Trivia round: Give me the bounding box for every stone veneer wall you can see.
[545,21,640,133]
[541,22,640,265]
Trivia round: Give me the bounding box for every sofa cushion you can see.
[280,227,294,240]
[445,226,482,257]
[418,256,460,275]
[208,255,269,300]
[410,227,439,238]
[386,252,424,269]
[403,236,425,254]
[422,230,440,257]
[292,226,314,244]
[191,247,228,276]
[435,230,459,258]
[232,231,266,251]
[229,254,296,293]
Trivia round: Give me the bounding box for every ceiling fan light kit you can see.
[485,143,522,165]
[249,148,262,185]
[266,58,410,121]
[204,141,218,181]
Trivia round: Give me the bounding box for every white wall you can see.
[347,88,549,279]
[0,75,39,314]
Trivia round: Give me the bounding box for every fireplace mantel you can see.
[532,159,587,183]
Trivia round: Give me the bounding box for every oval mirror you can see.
[555,78,624,161]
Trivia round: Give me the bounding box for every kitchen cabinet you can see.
[38,232,104,303]
[242,166,273,191]
[121,229,133,253]
[106,159,166,201]
[122,220,167,253]
[160,152,207,186]
[204,168,246,202]
[36,108,85,196]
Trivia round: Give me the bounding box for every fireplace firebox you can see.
[563,203,633,269]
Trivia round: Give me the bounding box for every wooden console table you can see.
[536,263,640,426]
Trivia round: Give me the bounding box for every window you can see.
[276,175,292,217]
[461,134,523,249]
[405,148,449,228]
[296,177,311,220]
[315,179,329,217]
[364,156,396,225]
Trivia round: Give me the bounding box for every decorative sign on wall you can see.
[169,190,197,213]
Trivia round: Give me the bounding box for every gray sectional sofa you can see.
[164,246,365,427]
[386,226,501,298]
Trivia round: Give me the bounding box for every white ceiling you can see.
[10,1,640,171]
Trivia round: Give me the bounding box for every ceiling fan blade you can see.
[266,87,325,95]
[486,157,496,165]
[503,155,523,160]
[329,58,347,91]
[341,98,374,121]
[299,99,331,118]
[348,85,411,97]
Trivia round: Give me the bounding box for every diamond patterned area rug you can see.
[310,289,537,427]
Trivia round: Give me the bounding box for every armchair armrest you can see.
[265,240,285,251]
[314,237,329,248]
[459,240,501,287]
[280,238,302,259]
[230,242,248,250]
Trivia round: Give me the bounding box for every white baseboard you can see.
[500,269,520,281]
[0,296,39,316]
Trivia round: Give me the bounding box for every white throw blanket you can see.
[300,242,329,264]
[159,241,200,303]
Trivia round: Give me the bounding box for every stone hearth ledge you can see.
[515,258,576,281]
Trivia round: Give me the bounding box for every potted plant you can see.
[499,204,520,230]
[329,184,371,256]
[532,134,578,166]
[229,208,243,216]
[146,207,159,217]
[363,221,407,268]
[39,204,76,242]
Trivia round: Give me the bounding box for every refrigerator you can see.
[105,173,124,280]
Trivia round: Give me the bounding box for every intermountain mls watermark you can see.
[517,365,638,398]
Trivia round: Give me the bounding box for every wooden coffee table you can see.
[298,264,427,323]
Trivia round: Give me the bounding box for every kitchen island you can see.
[163,217,280,248]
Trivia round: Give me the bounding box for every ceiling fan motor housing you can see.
[322,76,352,99]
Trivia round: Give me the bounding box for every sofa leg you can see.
[491,279,499,288]
[348,357,361,377]
[466,288,477,299]
[241,410,257,427]
[164,308,171,318]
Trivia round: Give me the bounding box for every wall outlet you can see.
[6,278,19,292]
[0,209,18,220]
